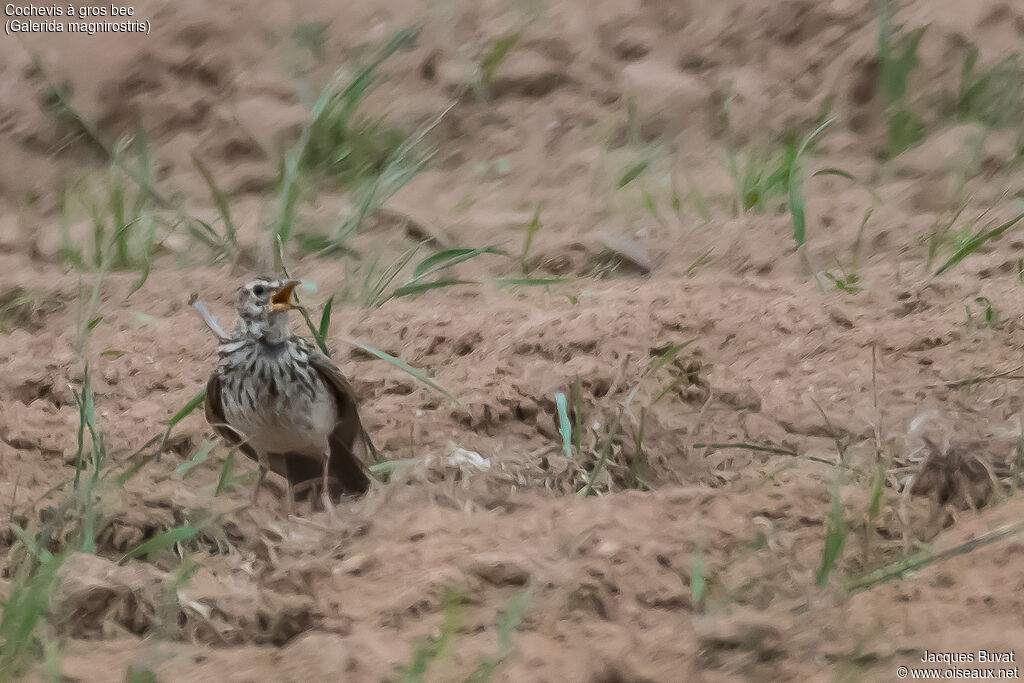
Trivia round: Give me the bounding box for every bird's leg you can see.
[251,461,268,506]
[320,449,335,523]
[283,459,295,517]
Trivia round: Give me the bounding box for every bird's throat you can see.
[262,313,292,345]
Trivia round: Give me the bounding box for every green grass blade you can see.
[125,666,159,683]
[797,117,834,157]
[554,392,572,459]
[169,389,207,427]
[318,295,335,344]
[649,340,692,374]
[847,520,1024,594]
[173,440,216,479]
[788,117,834,247]
[0,554,63,676]
[815,467,847,587]
[273,141,308,271]
[617,160,650,189]
[493,277,572,288]
[691,542,706,607]
[10,525,54,565]
[412,246,505,279]
[340,336,458,403]
[581,406,626,497]
[572,376,582,453]
[464,589,530,683]
[192,154,237,250]
[812,168,858,182]
[398,590,461,683]
[495,589,529,655]
[935,211,1024,275]
[215,450,235,496]
[122,522,206,562]
[127,253,152,298]
[480,32,520,90]
[789,171,806,247]
[368,458,419,475]
[391,279,473,298]
[366,244,421,307]
[73,386,86,490]
[520,204,542,272]
[368,458,418,483]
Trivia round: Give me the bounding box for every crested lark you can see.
[204,276,371,510]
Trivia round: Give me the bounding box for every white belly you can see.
[221,361,337,457]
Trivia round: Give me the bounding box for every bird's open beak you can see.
[270,280,300,312]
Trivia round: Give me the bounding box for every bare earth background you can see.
[2,0,1024,680]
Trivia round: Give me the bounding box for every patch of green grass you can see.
[465,589,531,682]
[726,146,790,216]
[724,118,833,247]
[0,288,54,332]
[877,0,926,157]
[783,118,834,247]
[965,296,999,329]
[476,31,521,101]
[328,107,442,246]
[356,244,508,308]
[0,551,64,678]
[823,268,863,294]
[690,541,707,610]
[215,449,239,496]
[299,26,418,188]
[820,209,873,294]
[816,465,847,587]
[34,54,253,270]
[121,521,210,563]
[3,359,104,673]
[847,520,1024,594]
[519,204,542,273]
[191,155,241,262]
[0,279,257,677]
[272,26,439,266]
[945,45,1024,128]
[582,341,691,496]
[5,402,234,670]
[395,588,530,683]
[63,131,168,289]
[397,590,462,683]
[935,210,1024,275]
[814,402,850,587]
[292,21,330,64]
[125,666,159,683]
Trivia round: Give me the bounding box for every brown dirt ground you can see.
[2,0,1024,680]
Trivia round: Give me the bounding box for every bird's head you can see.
[234,276,300,342]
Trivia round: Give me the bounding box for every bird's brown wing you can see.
[204,372,260,462]
[205,372,297,484]
[309,354,372,495]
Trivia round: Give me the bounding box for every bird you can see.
[203,276,371,512]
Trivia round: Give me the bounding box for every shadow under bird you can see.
[204,276,371,510]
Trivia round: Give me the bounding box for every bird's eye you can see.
[252,285,265,296]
